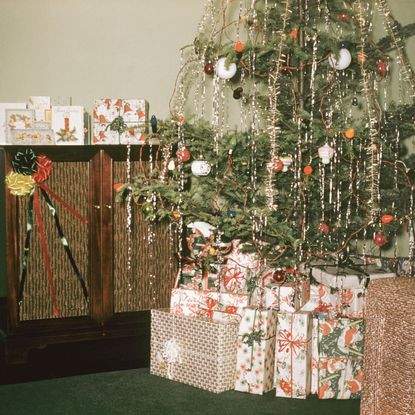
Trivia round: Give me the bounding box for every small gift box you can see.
[150,309,238,393]
[170,288,249,323]
[263,279,310,313]
[92,98,148,144]
[235,307,278,395]
[318,318,365,399]
[275,311,312,399]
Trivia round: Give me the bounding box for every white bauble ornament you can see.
[191,159,211,176]
[328,48,352,70]
[187,221,215,238]
[318,143,335,164]
[167,159,175,171]
[215,57,237,80]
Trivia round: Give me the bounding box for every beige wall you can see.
[0,0,205,118]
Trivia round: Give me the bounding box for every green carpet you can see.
[0,368,360,415]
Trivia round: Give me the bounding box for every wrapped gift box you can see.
[300,259,396,289]
[235,307,278,395]
[310,317,319,395]
[303,283,366,319]
[150,309,238,393]
[92,98,148,144]
[275,311,312,399]
[170,288,249,323]
[263,279,310,313]
[318,318,365,399]
[52,106,85,145]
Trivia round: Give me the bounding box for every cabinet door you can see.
[102,146,177,317]
[4,147,100,327]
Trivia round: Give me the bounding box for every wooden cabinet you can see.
[1,145,176,364]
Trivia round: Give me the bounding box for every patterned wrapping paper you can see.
[170,288,249,323]
[318,318,365,399]
[92,98,148,144]
[263,280,310,313]
[310,317,319,395]
[235,308,278,395]
[305,283,366,319]
[275,311,312,399]
[150,309,239,393]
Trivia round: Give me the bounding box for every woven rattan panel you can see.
[361,277,415,415]
[113,161,177,313]
[18,161,89,321]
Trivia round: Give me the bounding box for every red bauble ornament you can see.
[113,183,123,191]
[273,269,286,284]
[376,60,388,78]
[235,40,244,53]
[273,159,284,173]
[374,231,387,247]
[303,165,313,175]
[381,214,394,224]
[337,13,349,21]
[319,222,330,235]
[204,62,214,75]
[177,148,191,163]
[290,28,298,38]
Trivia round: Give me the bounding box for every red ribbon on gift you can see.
[278,317,310,397]
[223,266,245,291]
[198,297,218,320]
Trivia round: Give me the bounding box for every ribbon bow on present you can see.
[278,329,309,356]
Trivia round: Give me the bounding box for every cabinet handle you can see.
[94,205,100,210]
[105,204,112,209]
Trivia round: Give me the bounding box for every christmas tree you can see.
[119,0,415,275]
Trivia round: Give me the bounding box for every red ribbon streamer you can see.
[38,183,88,225]
[33,190,59,317]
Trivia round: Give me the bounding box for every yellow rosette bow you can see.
[5,171,35,196]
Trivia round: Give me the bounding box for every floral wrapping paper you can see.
[170,288,249,323]
[262,280,310,313]
[235,308,278,395]
[318,318,365,399]
[92,98,148,144]
[275,311,312,399]
[311,317,319,395]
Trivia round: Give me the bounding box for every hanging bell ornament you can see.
[204,62,215,75]
[374,231,387,247]
[280,155,293,172]
[376,60,388,78]
[318,143,335,164]
[233,87,243,100]
[352,96,358,106]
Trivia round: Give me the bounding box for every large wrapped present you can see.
[318,318,365,399]
[361,277,415,415]
[300,259,396,289]
[150,309,238,393]
[306,283,366,319]
[310,317,319,395]
[235,307,278,395]
[170,288,249,323]
[92,98,148,144]
[275,311,312,399]
[263,279,310,313]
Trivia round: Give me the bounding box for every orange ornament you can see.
[290,28,298,38]
[381,214,394,224]
[343,128,355,140]
[113,183,123,191]
[177,147,191,163]
[235,40,244,53]
[303,165,313,175]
